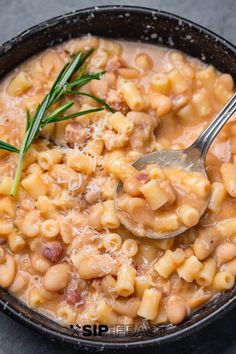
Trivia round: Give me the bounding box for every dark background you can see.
[0,0,236,353]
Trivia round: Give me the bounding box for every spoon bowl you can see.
[115,146,207,239]
[115,93,236,239]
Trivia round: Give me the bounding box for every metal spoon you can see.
[115,93,236,239]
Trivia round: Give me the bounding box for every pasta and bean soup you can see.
[0,36,235,328]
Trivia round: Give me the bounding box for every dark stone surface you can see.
[0,1,236,353]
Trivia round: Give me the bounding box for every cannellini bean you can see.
[88,203,104,229]
[0,254,16,288]
[220,163,236,197]
[77,254,118,280]
[90,79,109,99]
[123,177,141,197]
[166,295,187,325]
[135,53,153,70]
[9,273,28,293]
[43,264,71,292]
[193,228,221,260]
[216,243,236,265]
[30,253,51,274]
[110,298,141,317]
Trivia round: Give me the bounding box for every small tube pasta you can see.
[222,258,236,275]
[0,197,15,218]
[106,159,137,181]
[0,177,13,196]
[7,72,32,96]
[116,263,137,297]
[21,211,40,238]
[103,233,122,252]
[151,73,170,94]
[168,69,190,94]
[67,153,94,175]
[8,233,27,253]
[195,258,217,287]
[135,275,153,298]
[208,182,227,212]
[154,248,185,278]
[41,219,60,239]
[57,304,76,325]
[121,82,144,111]
[139,179,168,210]
[192,89,212,116]
[137,288,161,320]
[21,173,47,199]
[178,204,200,227]
[121,239,139,257]
[109,112,134,135]
[38,150,62,170]
[101,200,120,229]
[96,299,117,325]
[28,287,44,308]
[177,255,203,282]
[183,174,210,199]
[212,271,235,291]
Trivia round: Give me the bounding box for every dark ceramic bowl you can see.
[0,5,236,351]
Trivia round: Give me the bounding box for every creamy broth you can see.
[0,36,235,327]
[117,166,210,237]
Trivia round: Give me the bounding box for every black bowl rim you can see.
[0,4,236,350]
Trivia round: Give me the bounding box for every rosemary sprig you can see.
[0,140,19,153]
[9,49,113,196]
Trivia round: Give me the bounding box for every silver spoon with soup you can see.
[115,93,236,239]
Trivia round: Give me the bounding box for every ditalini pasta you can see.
[117,164,210,235]
[0,36,234,330]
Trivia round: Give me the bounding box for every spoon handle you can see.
[191,93,236,158]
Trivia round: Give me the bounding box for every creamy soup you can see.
[117,165,210,237]
[0,36,235,328]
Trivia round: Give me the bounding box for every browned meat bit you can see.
[65,122,88,146]
[137,172,150,184]
[44,243,63,263]
[128,112,158,153]
[106,89,129,115]
[66,289,83,305]
[0,238,6,246]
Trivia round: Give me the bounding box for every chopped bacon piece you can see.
[66,289,82,305]
[106,89,130,115]
[137,172,150,184]
[65,122,88,146]
[44,243,63,263]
